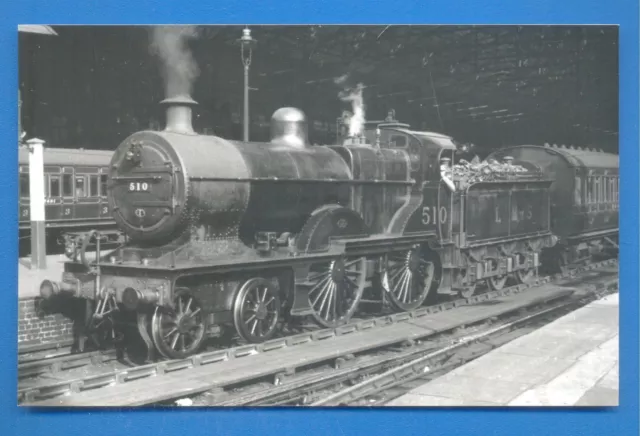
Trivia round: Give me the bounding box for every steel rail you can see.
[18,259,617,404]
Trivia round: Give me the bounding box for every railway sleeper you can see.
[274,367,296,385]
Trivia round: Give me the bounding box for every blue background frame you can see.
[1,1,638,435]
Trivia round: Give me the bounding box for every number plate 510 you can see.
[129,182,150,192]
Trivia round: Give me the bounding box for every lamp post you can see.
[237,27,257,142]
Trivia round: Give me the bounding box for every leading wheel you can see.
[382,246,435,312]
[151,289,207,359]
[233,278,281,343]
[306,256,366,328]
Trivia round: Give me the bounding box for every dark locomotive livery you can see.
[39,97,617,361]
[19,147,121,254]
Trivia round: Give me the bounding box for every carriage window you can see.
[574,176,582,205]
[49,175,61,197]
[100,175,108,197]
[89,175,99,197]
[62,174,73,197]
[19,174,29,199]
[75,176,87,198]
[586,177,593,204]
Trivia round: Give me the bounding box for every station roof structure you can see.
[19,25,618,153]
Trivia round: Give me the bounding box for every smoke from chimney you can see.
[336,77,366,137]
[150,26,200,99]
[151,26,200,134]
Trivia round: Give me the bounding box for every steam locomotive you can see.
[39,96,619,361]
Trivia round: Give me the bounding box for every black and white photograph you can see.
[17,25,619,408]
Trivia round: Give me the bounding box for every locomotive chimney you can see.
[160,95,198,135]
[270,107,308,149]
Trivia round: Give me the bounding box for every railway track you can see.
[18,259,617,406]
[198,296,590,407]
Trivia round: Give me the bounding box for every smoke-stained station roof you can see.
[19,25,618,153]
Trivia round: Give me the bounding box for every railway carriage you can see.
[19,147,121,253]
[487,144,619,270]
[39,96,567,363]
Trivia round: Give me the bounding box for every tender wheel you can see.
[233,278,281,343]
[306,256,366,328]
[151,289,206,359]
[515,253,536,284]
[486,258,508,291]
[382,246,435,311]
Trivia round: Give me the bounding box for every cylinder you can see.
[39,279,78,299]
[122,287,159,310]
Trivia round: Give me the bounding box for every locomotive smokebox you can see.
[160,95,198,135]
[270,107,308,149]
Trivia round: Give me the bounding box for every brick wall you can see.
[18,297,82,350]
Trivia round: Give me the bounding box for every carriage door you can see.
[75,168,101,221]
[45,169,63,222]
[60,169,74,222]
[99,170,110,219]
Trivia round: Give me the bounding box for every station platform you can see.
[387,293,619,407]
[17,254,103,350]
[18,256,66,300]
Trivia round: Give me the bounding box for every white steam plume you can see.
[150,26,200,98]
[338,83,366,137]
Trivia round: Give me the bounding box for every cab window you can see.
[408,137,422,173]
[390,135,407,148]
